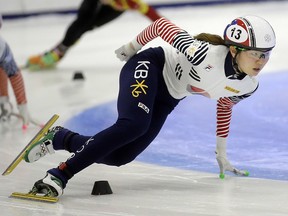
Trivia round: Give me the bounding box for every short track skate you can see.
[2,114,59,176]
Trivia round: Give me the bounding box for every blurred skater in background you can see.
[0,14,40,129]
[26,0,162,70]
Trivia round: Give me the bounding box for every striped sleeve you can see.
[173,32,209,65]
[136,17,209,65]
[216,87,257,138]
[216,97,234,138]
[136,17,182,46]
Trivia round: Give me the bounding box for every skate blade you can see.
[10,192,59,203]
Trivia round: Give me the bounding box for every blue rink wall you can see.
[65,71,288,181]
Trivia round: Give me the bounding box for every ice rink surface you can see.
[1,1,288,215]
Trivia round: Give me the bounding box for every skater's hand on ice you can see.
[0,97,13,122]
[17,104,43,130]
[216,154,249,179]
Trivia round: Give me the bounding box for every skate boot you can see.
[24,126,63,163]
[30,173,64,197]
[26,49,63,70]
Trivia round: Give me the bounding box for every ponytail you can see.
[193,33,226,46]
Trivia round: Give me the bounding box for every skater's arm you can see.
[115,17,209,62]
[115,17,182,61]
[215,88,257,178]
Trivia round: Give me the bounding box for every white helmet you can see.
[224,15,276,51]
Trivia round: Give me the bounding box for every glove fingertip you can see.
[22,124,28,131]
[219,173,225,179]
